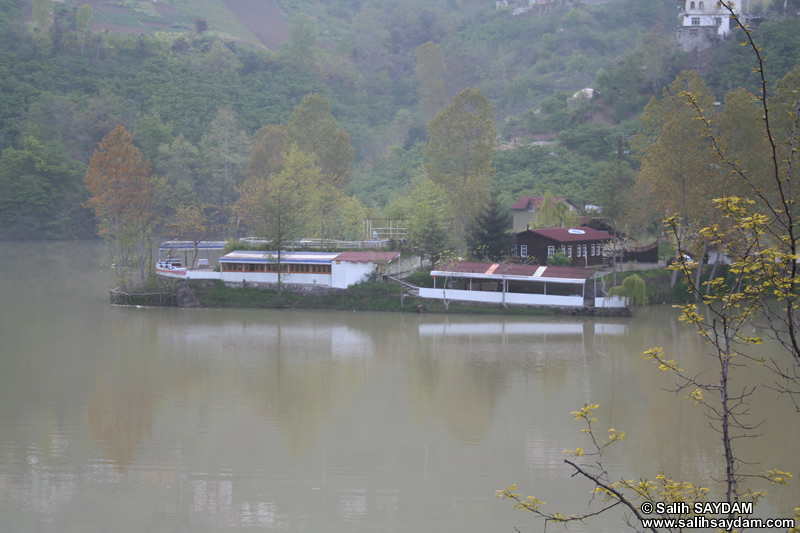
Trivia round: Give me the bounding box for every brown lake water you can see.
[0,241,797,532]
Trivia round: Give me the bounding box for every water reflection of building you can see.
[160,321,376,363]
[192,477,233,513]
[419,321,627,337]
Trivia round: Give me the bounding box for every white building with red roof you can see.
[419,260,625,308]
[157,250,402,289]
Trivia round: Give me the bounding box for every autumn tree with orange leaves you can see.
[84,125,160,288]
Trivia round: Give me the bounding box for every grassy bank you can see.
[189,280,564,316]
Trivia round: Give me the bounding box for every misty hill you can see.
[1,0,799,240]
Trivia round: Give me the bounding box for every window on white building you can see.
[690,1,695,8]
[547,245,555,257]
[699,1,704,8]
[692,17,700,25]
[520,245,527,258]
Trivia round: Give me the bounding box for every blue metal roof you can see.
[159,241,228,251]
[219,251,339,264]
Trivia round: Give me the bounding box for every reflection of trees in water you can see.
[88,337,156,473]
[241,322,367,455]
[408,334,508,444]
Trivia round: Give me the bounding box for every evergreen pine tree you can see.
[467,196,514,262]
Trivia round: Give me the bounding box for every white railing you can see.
[239,238,391,249]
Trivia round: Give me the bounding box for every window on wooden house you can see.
[520,245,528,258]
[547,245,555,257]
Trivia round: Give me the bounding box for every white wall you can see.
[419,288,584,307]
[220,272,332,287]
[158,267,219,280]
[595,296,628,308]
[331,261,373,288]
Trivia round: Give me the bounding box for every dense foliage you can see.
[1,0,800,248]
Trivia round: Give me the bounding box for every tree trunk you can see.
[693,237,709,301]
[706,248,721,295]
[670,219,683,288]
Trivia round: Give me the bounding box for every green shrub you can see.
[403,270,434,288]
[547,251,571,266]
[608,273,648,305]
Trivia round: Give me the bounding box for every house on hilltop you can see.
[510,196,579,232]
[676,0,743,52]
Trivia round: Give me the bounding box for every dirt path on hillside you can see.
[221,0,289,50]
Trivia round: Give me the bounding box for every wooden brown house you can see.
[515,227,613,267]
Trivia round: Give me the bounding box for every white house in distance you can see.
[676,0,743,52]
[157,250,402,289]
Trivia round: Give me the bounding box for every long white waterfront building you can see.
[156,250,402,289]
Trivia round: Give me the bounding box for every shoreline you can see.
[110,279,633,317]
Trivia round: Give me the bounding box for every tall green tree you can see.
[424,87,496,242]
[389,170,454,266]
[155,134,201,206]
[76,4,92,55]
[200,106,251,208]
[287,94,354,189]
[31,0,54,56]
[282,14,318,70]
[247,124,288,182]
[134,111,173,163]
[235,146,317,293]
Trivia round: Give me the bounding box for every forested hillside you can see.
[1,0,799,252]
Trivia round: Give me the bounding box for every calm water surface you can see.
[0,241,797,532]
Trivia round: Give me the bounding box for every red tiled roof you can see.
[510,196,573,210]
[435,261,593,280]
[538,266,595,280]
[523,227,612,242]
[334,251,401,263]
[437,261,499,274]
